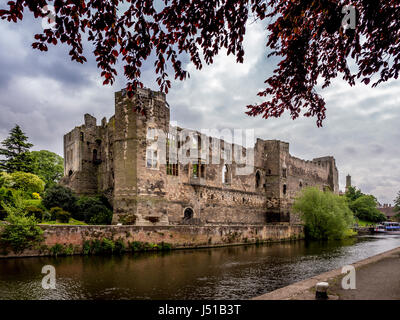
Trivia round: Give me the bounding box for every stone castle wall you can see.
[60,88,339,226]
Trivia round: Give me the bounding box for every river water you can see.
[1,234,400,300]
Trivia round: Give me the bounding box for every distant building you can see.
[378,204,398,221]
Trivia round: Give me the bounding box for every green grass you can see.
[39,218,87,226]
[23,199,42,207]
[354,219,376,227]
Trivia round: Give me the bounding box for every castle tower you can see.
[346,174,352,191]
[112,88,170,225]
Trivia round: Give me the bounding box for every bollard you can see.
[315,282,329,300]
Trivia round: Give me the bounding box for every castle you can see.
[61,88,339,226]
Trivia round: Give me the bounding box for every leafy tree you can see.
[0,195,44,253]
[345,186,364,202]
[7,172,45,195]
[31,150,64,188]
[293,187,354,240]
[394,191,400,213]
[0,187,15,220]
[345,187,386,222]
[349,195,386,223]
[1,1,399,126]
[0,125,33,173]
[42,185,78,216]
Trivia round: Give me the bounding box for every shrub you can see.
[42,185,78,216]
[90,239,102,255]
[56,210,71,223]
[76,196,113,225]
[114,238,126,254]
[82,240,91,255]
[0,187,15,220]
[64,244,74,256]
[7,172,45,194]
[24,206,44,222]
[49,207,64,220]
[50,243,65,257]
[42,211,52,222]
[0,211,44,253]
[293,187,354,240]
[101,238,115,254]
[129,241,144,252]
[0,172,12,188]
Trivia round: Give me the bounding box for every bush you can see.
[0,212,44,253]
[0,172,11,188]
[50,243,65,257]
[56,210,71,223]
[293,187,355,240]
[76,196,113,225]
[82,240,91,255]
[90,239,102,255]
[49,207,63,220]
[42,211,52,222]
[114,238,126,254]
[7,172,45,194]
[101,238,115,254]
[42,185,78,216]
[0,187,15,220]
[24,206,44,222]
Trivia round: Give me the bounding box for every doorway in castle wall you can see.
[184,208,194,220]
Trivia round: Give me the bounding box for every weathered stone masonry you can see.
[61,88,339,226]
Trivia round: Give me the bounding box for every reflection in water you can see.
[1,235,400,300]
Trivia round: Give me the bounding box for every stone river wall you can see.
[0,224,304,258]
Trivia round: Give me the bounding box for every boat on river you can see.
[372,222,400,234]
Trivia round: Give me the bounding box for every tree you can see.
[349,195,386,222]
[293,187,354,240]
[1,1,399,126]
[31,150,64,188]
[345,186,364,202]
[42,184,78,215]
[6,172,45,195]
[394,191,400,213]
[0,125,33,173]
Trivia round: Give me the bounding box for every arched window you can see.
[222,165,230,184]
[184,207,194,220]
[283,184,287,195]
[255,171,261,189]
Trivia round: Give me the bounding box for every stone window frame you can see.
[222,164,231,185]
[255,170,262,189]
[146,145,159,170]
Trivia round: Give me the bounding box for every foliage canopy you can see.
[1,1,400,126]
[293,187,354,240]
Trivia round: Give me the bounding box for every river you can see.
[1,234,400,300]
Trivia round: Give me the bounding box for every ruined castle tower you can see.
[62,88,340,226]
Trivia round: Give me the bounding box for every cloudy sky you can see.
[0,9,399,205]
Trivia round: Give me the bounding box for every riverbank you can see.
[253,245,400,300]
[0,224,304,258]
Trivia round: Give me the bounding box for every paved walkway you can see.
[328,249,400,300]
[253,247,400,300]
